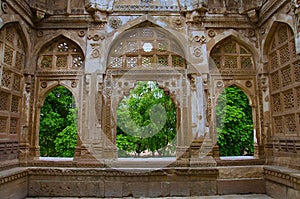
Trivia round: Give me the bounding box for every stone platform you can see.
[25,194,273,199]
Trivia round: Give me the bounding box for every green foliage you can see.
[39,86,77,157]
[116,81,177,157]
[216,86,254,156]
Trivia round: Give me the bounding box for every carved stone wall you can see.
[0,23,25,161]
[266,22,300,169]
[0,0,300,198]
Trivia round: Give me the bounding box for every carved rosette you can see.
[172,17,185,29]
[109,17,122,29]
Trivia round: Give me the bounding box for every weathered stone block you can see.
[266,180,287,199]
[104,182,123,197]
[218,178,266,195]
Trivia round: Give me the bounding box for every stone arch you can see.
[38,85,79,157]
[262,15,294,63]
[0,21,31,68]
[115,80,178,157]
[209,35,256,72]
[104,18,188,70]
[266,22,300,137]
[208,34,258,158]
[106,22,186,70]
[215,85,255,156]
[39,82,79,108]
[34,32,86,65]
[215,82,254,107]
[36,35,85,71]
[207,30,258,68]
[101,21,189,159]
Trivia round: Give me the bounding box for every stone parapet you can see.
[264,165,300,199]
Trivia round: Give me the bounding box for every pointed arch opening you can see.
[39,86,78,158]
[216,85,254,157]
[116,81,177,158]
[37,35,84,71]
[210,36,255,73]
[107,22,186,69]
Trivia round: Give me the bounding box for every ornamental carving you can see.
[208,30,216,38]
[193,47,202,57]
[109,17,122,29]
[193,35,206,43]
[78,30,86,37]
[1,1,8,13]
[172,17,184,29]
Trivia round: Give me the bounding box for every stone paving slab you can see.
[25,194,273,199]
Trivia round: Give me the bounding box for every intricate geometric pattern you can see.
[127,41,138,53]
[1,69,12,89]
[5,27,15,44]
[4,45,14,66]
[224,41,236,53]
[274,116,284,135]
[271,93,281,113]
[110,57,123,68]
[0,117,7,133]
[0,23,24,139]
[126,57,138,68]
[210,38,254,71]
[13,74,21,91]
[283,89,294,110]
[38,38,84,70]
[72,55,84,68]
[269,23,300,136]
[241,57,253,69]
[158,41,168,52]
[15,51,24,70]
[224,57,237,69]
[158,55,168,67]
[279,44,290,65]
[277,25,288,45]
[296,87,300,108]
[108,26,185,68]
[142,29,154,37]
[9,118,17,134]
[172,56,184,67]
[281,66,292,87]
[56,56,68,68]
[41,56,52,68]
[10,96,19,113]
[285,114,296,134]
[142,56,153,67]
[269,51,279,70]
[294,60,300,82]
[0,92,9,111]
[270,71,280,91]
[211,56,221,69]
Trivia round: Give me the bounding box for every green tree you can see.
[116,81,177,157]
[216,86,254,156]
[39,86,77,157]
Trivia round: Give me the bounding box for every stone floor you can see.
[25,194,273,198]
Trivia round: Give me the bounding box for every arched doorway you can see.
[33,35,84,159]
[39,86,78,157]
[209,36,258,158]
[216,85,254,156]
[116,81,177,158]
[102,23,188,160]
